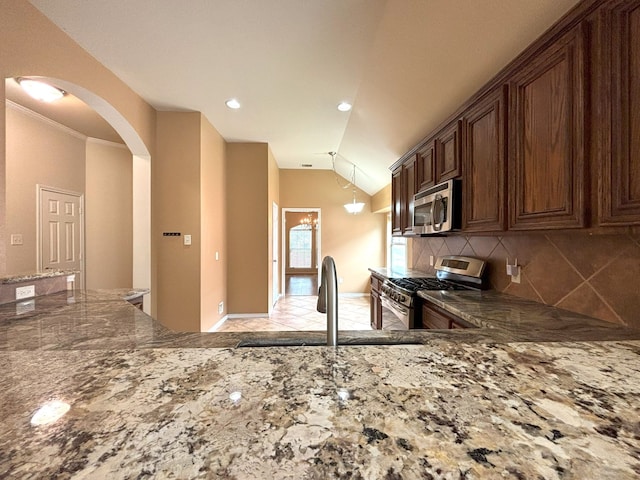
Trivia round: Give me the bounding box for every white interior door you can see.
[272,201,279,306]
[39,186,84,287]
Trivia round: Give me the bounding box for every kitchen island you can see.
[1,290,640,478]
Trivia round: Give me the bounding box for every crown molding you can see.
[6,100,87,141]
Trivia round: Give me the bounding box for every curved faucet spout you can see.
[317,256,338,346]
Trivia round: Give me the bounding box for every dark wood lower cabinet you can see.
[421,301,476,329]
[370,274,383,330]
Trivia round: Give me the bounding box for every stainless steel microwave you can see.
[412,179,461,235]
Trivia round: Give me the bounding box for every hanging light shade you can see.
[344,165,365,214]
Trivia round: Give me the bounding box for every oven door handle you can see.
[380,294,409,318]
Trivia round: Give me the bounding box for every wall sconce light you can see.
[17,78,65,103]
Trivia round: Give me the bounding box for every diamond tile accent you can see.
[556,283,623,325]
[413,232,639,328]
[589,243,640,329]
[547,233,633,279]
[467,236,499,259]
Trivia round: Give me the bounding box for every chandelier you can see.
[299,215,319,229]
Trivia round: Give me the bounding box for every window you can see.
[387,213,407,270]
[289,226,312,268]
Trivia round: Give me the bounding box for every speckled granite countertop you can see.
[368,266,431,279]
[0,269,77,284]
[1,289,640,478]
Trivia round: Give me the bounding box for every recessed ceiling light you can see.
[225,98,241,109]
[337,102,352,112]
[17,78,65,103]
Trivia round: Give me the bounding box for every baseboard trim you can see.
[207,315,229,332]
[227,313,270,319]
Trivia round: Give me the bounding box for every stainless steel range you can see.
[379,255,487,330]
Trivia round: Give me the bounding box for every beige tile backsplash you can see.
[413,230,640,329]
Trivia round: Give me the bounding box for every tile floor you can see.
[214,295,372,332]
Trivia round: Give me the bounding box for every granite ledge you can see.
[0,270,77,284]
[368,266,430,279]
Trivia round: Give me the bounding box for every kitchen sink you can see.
[235,336,425,348]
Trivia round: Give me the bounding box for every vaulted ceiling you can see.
[27,0,580,195]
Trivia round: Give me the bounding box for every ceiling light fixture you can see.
[344,164,365,214]
[337,102,352,112]
[17,78,65,103]
[225,98,241,109]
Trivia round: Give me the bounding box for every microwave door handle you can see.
[432,194,444,231]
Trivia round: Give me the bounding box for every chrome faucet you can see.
[317,256,338,346]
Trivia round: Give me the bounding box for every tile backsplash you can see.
[413,230,640,329]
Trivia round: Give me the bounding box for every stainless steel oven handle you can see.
[380,294,409,318]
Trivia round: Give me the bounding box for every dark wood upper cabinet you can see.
[462,85,507,232]
[597,0,640,225]
[402,155,418,235]
[435,121,462,183]
[417,140,436,191]
[508,23,587,230]
[391,168,403,236]
[391,155,418,236]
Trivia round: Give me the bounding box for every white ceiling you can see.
[28,0,580,195]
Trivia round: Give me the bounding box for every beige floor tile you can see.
[212,295,371,332]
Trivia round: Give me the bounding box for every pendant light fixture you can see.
[344,164,365,214]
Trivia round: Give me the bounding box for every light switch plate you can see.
[184,234,192,246]
[10,234,23,245]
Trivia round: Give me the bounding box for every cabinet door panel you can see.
[391,169,402,235]
[462,86,507,232]
[599,0,640,224]
[417,142,435,191]
[509,24,586,230]
[436,122,462,182]
[402,157,417,235]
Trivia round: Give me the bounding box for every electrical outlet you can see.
[429,255,434,266]
[215,251,219,261]
[218,301,224,314]
[16,285,35,300]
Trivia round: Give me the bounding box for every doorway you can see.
[282,208,321,296]
[37,185,85,288]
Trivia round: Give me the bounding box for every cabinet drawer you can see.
[370,275,383,292]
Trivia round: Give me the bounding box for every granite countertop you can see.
[0,269,76,284]
[1,289,640,478]
[368,266,430,279]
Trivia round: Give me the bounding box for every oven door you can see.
[380,294,411,330]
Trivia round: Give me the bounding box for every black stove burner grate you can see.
[388,277,471,293]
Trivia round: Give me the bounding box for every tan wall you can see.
[154,112,202,331]
[413,231,640,330]
[279,169,386,293]
[200,116,227,331]
[85,140,133,289]
[0,0,154,283]
[226,143,270,314]
[267,146,280,304]
[5,104,85,275]
[371,183,391,213]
